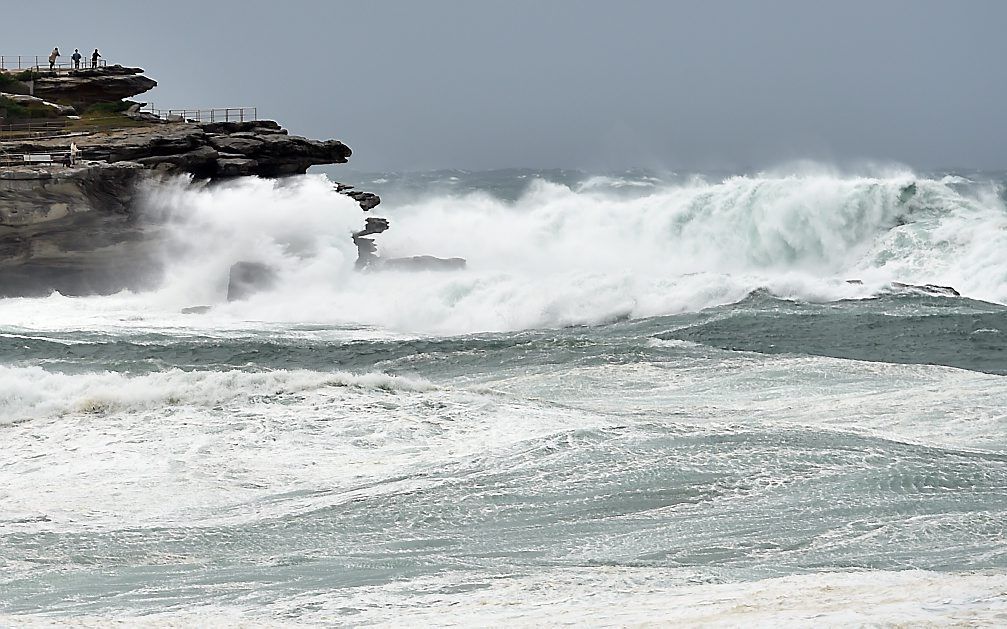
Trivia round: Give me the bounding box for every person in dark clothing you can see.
[71,49,82,70]
[91,49,101,69]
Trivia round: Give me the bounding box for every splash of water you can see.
[9,169,1006,335]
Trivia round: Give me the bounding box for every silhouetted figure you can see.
[48,47,60,71]
[91,49,101,69]
[71,49,81,70]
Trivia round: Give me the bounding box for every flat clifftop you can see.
[3,62,350,177]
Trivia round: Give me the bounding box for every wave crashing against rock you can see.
[1,61,462,297]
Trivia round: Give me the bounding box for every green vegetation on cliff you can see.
[0,95,60,119]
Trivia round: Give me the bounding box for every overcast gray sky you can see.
[4,0,1006,171]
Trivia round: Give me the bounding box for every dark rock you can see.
[181,305,212,314]
[206,135,264,155]
[216,157,259,177]
[346,190,381,210]
[226,261,277,301]
[890,282,960,297]
[354,217,390,238]
[136,145,219,176]
[351,217,390,269]
[9,122,349,179]
[199,120,281,134]
[331,182,380,211]
[898,182,917,205]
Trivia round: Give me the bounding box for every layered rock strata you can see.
[31,65,157,109]
[7,120,350,178]
[1,121,354,296]
[0,162,152,296]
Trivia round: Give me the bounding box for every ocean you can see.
[1,167,1006,626]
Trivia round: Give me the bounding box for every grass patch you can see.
[69,102,150,131]
[0,95,59,119]
[68,113,152,132]
[0,70,38,86]
[84,100,133,116]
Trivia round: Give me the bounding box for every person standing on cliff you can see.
[91,49,101,69]
[48,47,60,71]
[71,49,82,70]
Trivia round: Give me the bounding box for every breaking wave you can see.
[0,365,434,424]
[111,169,1007,333]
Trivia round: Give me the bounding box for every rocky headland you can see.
[0,62,412,297]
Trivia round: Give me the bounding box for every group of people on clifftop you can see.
[48,47,101,71]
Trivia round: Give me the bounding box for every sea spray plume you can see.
[139,174,362,307]
[131,170,1007,334]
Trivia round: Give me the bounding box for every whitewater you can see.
[1,167,1006,626]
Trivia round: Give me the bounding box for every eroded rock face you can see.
[0,162,142,228]
[31,65,157,109]
[0,162,156,297]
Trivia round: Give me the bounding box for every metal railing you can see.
[0,152,65,167]
[0,115,146,141]
[0,55,108,72]
[139,106,258,123]
[0,119,71,139]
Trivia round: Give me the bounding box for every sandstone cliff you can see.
[31,65,157,109]
[0,62,371,296]
[7,120,351,178]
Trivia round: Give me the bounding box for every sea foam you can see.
[3,169,1005,335]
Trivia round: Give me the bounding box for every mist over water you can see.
[2,167,1007,626]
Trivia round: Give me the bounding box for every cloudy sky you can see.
[4,0,1006,171]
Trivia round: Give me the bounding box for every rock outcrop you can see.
[351,216,390,269]
[0,117,353,296]
[8,120,351,178]
[31,65,157,109]
[0,59,461,298]
[341,183,466,272]
[226,261,278,301]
